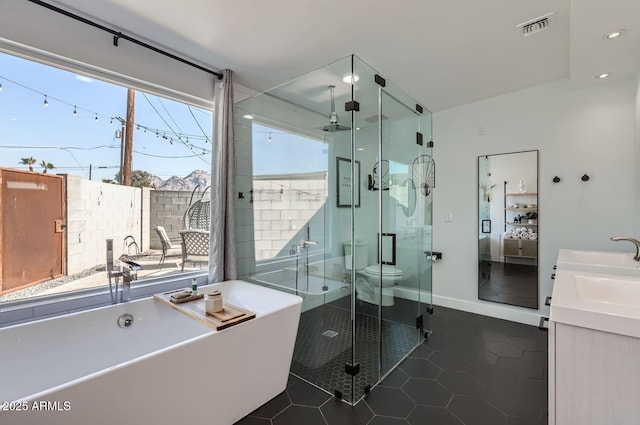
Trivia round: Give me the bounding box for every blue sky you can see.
[0,51,212,182]
[0,51,328,182]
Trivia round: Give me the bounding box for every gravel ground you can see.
[0,251,171,303]
[0,266,104,302]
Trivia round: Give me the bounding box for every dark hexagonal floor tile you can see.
[287,379,332,407]
[424,332,465,353]
[382,366,410,387]
[409,342,433,359]
[436,370,485,397]
[368,417,410,425]
[428,350,472,371]
[485,386,540,419]
[402,378,452,406]
[321,398,374,425]
[399,357,441,379]
[448,395,507,425]
[364,386,414,418]
[505,335,547,352]
[272,405,326,425]
[496,357,544,380]
[234,416,271,425]
[522,351,547,367]
[407,405,464,425]
[506,412,548,425]
[467,363,517,387]
[484,341,523,358]
[248,390,291,419]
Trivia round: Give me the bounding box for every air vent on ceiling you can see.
[517,12,553,37]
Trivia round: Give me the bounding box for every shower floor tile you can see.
[236,305,548,425]
[290,303,420,403]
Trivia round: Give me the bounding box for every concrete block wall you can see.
[149,190,210,249]
[66,175,149,275]
[252,176,328,260]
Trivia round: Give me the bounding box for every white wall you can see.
[433,78,637,325]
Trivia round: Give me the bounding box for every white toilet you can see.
[343,241,403,306]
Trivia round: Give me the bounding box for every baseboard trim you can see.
[432,295,542,326]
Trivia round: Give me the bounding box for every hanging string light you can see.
[268,132,272,143]
[1,74,212,154]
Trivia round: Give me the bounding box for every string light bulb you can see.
[95,113,98,121]
[43,95,49,107]
[110,118,113,125]
[0,82,3,92]
[73,106,77,116]
[268,132,272,143]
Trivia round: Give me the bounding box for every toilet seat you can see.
[364,264,403,277]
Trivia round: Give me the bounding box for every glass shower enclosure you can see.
[235,55,433,404]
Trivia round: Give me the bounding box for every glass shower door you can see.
[379,88,425,378]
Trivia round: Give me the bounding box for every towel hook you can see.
[552,176,560,183]
[581,174,590,182]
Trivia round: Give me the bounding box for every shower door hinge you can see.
[427,306,434,314]
[416,104,424,114]
[416,314,424,330]
[345,362,360,376]
[427,140,434,148]
[345,100,360,112]
[334,389,343,400]
[417,132,423,146]
[374,74,386,87]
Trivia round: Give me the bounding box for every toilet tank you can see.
[343,241,368,271]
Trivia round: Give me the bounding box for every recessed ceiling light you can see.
[596,72,611,79]
[342,74,360,84]
[604,30,624,39]
[242,114,254,120]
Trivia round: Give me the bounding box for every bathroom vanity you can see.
[549,250,640,424]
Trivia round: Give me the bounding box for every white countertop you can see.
[551,268,640,339]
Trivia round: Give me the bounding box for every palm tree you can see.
[39,160,56,174]
[19,157,37,172]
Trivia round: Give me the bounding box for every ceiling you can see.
[51,0,640,112]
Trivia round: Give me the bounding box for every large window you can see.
[251,123,328,262]
[0,51,212,303]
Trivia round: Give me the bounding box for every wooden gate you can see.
[0,168,66,294]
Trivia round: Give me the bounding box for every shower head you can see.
[322,85,350,132]
[322,123,351,132]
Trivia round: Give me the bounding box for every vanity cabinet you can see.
[549,320,640,424]
[503,238,537,258]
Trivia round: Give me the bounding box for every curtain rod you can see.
[27,0,223,80]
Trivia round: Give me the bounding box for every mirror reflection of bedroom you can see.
[478,150,538,309]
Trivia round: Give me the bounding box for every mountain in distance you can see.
[156,169,211,191]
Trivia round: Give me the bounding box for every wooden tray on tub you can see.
[154,290,256,331]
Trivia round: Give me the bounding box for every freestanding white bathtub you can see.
[0,280,302,425]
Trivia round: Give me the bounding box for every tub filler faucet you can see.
[107,260,142,304]
[610,236,640,261]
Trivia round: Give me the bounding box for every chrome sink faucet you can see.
[610,236,640,261]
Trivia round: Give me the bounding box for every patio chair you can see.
[183,185,210,231]
[154,225,181,267]
[180,229,210,271]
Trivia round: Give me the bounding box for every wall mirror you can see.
[478,150,538,309]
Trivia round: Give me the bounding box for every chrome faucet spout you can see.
[610,236,640,261]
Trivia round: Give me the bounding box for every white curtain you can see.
[209,69,238,282]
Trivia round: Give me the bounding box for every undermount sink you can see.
[556,249,640,276]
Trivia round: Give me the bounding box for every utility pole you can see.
[114,117,126,184]
[123,89,135,186]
